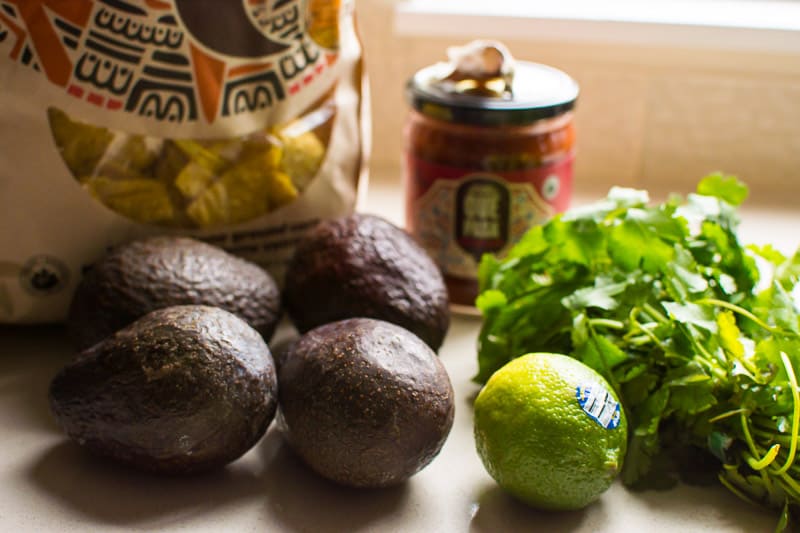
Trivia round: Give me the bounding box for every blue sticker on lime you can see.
[576,384,621,429]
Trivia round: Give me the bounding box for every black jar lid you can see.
[407,60,579,127]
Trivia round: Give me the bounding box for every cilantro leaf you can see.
[609,219,674,273]
[475,289,507,314]
[662,302,718,332]
[696,173,749,206]
[562,276,629,311]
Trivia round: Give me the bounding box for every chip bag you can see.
[0,0,369,323]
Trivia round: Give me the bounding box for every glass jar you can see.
[404,59,579,310]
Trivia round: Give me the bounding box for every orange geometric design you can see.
[190,43,227,124]
[228,61,273,78]
[7,0,92,87]
[12,0,92,26]
[0,11,26,61]
[144,0,172,9]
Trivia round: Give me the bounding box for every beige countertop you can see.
[0,177,795,532]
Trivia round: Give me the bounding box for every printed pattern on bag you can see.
[0,0,339,124]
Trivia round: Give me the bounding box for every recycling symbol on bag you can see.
[19,255,69,295]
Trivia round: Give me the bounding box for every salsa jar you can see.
[404,45,579,310]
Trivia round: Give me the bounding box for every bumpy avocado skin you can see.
[68,236,281,350]
[278,318,455,488]
[283,214,451,351]
[50,305,278,474]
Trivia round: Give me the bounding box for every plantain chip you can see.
[82,176,175,225]
[266,170,299,210]
[153,140,190,184]
[185,154,273,227]
[48,107,113,178]
[277,130,324,190]
[174,160,217,201]
[97,136,159,180]
[49,107,323,229]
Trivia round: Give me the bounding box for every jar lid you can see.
[407,60,579,127]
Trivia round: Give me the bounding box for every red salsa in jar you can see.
[404,44,579,311]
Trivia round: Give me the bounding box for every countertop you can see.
[1,178,796,532]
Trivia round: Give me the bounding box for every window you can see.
[395,0,800,53]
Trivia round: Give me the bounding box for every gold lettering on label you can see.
[462,184,500,239]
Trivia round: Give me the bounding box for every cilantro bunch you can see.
[475,175,800,527]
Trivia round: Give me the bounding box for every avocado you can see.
[50,305,278,474]
[283,214,450,351]
[277,318,455,487]
[68,236,281,350]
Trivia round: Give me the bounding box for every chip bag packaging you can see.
[0,0,369,323]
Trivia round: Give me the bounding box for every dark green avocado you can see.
[68,236,281,350]
[50,305,278,474]
[283,214,450,351]
[277,318,455,488]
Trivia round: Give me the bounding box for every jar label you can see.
[406,154,573,282]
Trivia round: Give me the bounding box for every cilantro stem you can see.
[752,428,795,447]
[753,417,793,435]
[746,446,781,471]
[634,321,664,349]
[776,472,800,501]
[708,408,748,424]
[642,302,669,324]
[718,472,760,506]
[627,334,655,347]
[695,298,780,334]
[587,318,626,330]
[741,411,781,471]
[772,353,800,475]
[629,308,665,348]
[758,469,778,504]
[682,323,727,380]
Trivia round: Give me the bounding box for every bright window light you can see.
[395,0,800,53]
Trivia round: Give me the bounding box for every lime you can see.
[473,352,628,510]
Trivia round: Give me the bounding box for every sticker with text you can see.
[576,384,621,430]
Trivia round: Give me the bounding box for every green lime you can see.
[473,352,628,510]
